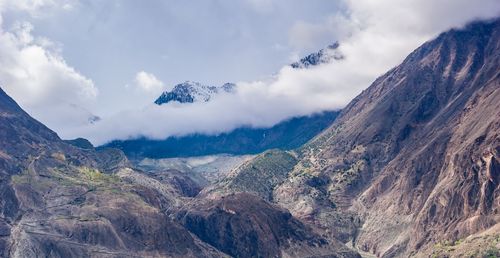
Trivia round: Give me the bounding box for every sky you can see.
[0,0,499,145]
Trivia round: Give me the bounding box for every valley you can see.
[0,16,498,258]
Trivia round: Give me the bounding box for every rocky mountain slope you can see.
[0,87,359,257]
[0,88,226,257]
[208,18,500,257]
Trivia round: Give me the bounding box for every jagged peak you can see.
[291,41,343,69]
[154,81,236,105]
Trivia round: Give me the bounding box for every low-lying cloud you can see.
[1,0,499,146]
[71,0,499,145]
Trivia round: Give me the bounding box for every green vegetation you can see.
[221,149,298,200]
[11,173,29,184]
[329,159,366,192]
[432,235,500,258]
[78,167,120,184]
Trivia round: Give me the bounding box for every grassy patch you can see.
[11,174,30,184]
[432,235,500,258]
[78,167,121,185]
[51,152,66,162]
[329,159,366,192]
[221,150,298,200]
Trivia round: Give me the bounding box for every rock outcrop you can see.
[176,193,360,258]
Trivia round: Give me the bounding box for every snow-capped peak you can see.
[290,42,343,69]
[154,81,235,105]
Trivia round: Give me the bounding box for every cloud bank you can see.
[0,0,498,146]
[0,0,98,131]
[70,0,499,145]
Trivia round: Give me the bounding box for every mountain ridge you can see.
[154,81,236,105]
[105,43,345,159]
[206,18,500,257]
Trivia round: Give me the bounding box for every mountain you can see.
[291,42,343,69]
[104,111,338,159]
[0,88,226,257]
[0,87,359,257]
[4,17,497,258]
[206,19,500,257]
[104,43,343,160]
[155,42,341,106]
[154,81,235,105]
[107,43,345,159]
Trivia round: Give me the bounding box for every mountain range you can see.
[105,43,343,159]
[154,42,341,106]
[0,18,499,258]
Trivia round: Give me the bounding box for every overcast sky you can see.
[1,0,344,114]
[0,0,499,145]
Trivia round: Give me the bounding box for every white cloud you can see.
[0,0,78,17]
[1,0,498,145]
[134,71,164,93]
[72,0,500,145]
[0,0,98,136]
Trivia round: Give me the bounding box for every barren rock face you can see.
[0,88,227,257]
[279,19,500,257]
[175,193,360,258]
[209,19,500,257]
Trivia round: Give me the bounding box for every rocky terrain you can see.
[0,87,358,257]
[1,16,498,258]
[136,154,255,184]
[0,87,226,257]
[175,193,357,258]
[207,19,500,257]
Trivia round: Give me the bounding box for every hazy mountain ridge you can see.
[104,111,339,159]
